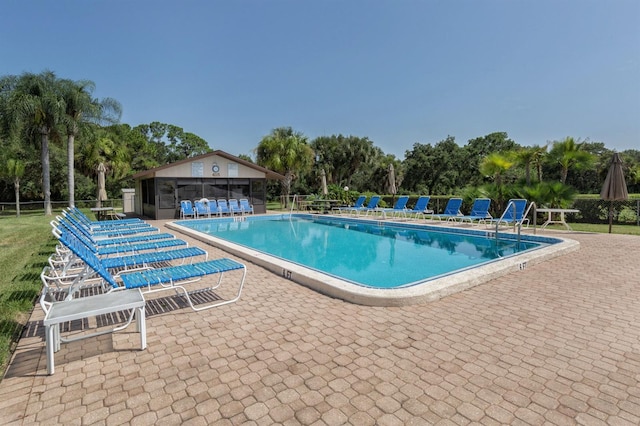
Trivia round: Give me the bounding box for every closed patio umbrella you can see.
[387,163,397,204]
[600,153,628,233]
[97,162,108,208]
[321,168,328,196]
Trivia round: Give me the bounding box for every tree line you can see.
[1,71,639,216]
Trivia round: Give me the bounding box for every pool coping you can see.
[167,214,580,307]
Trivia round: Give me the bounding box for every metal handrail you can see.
[290,194,298,217]
[494,200,537,245]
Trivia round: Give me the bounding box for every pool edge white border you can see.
[167,218,580,307]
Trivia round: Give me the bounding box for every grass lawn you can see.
[542,222,640,235]
[0,212,58,376]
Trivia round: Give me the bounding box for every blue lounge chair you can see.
[180,200,196,219]
[52,224,187,257]
[194,200,210,218]
[68,206,142,225]
[239,199,254,214]
[56,230,207,274]
[349,196,380,216]
[228,199,243,215]
[376,196,409,219]
[63,209,150,231]
[335,195,366,215]
[56,215,158,240]
[404,196,433,219]
[488,199,529,228]
[429,198,463,222]
[57,231,247,312]
[458,198,492,225]
[208,199,221,216]
[53,219,176,248]
[217,199,231,215]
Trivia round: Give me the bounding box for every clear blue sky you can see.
[2,0,638,159]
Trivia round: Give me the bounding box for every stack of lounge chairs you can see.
[39,207,248,374]
[181,198,255,218]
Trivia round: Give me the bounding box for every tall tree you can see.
[461,132,518,187]
[3,71,65,215]
[1,158,25,217]
[256,127,314,206]
[402,136,463,194]
[514,144,547,185]
[548,137,594,184]
[60,79,122,207]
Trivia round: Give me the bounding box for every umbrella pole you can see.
[608,203,613,234]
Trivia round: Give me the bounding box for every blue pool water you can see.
[177,215,545,289]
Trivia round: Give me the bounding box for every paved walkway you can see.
[1,223,639,425]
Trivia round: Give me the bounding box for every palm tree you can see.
[5,71,65,215]
[515,144,547,185]
[549,137,594,184]
[60,79,121,207]
[256,127,314,207]
[2,158,25,217]
[480,152,515,212]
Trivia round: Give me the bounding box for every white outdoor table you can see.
[90,206,116,221]
[42,289,146,374]
[537,208,580,230]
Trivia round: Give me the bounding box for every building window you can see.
[192,162,204,177]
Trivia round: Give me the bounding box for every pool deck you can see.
[1,220,639,425]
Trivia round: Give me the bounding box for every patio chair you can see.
[335,195,366,215]
[376,196,409,219]
[403,196,433,219]
[208,199,221,216]
[57,231,247,312]
[194,200,210,218]
[457,198,492,225]
[488,199,529,228]
[228,199,243,215]
[239,199,254,214]
[217,199,231,215]
[180,200,196,219]
[429,198,463,222]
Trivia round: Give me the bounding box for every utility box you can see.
[121,188,135,213]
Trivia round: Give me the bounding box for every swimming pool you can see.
[168,214,579,306]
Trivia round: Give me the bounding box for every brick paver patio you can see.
[0,223,638,425]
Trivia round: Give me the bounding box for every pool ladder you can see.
[289,194,298,217]
[493,201,537,247]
